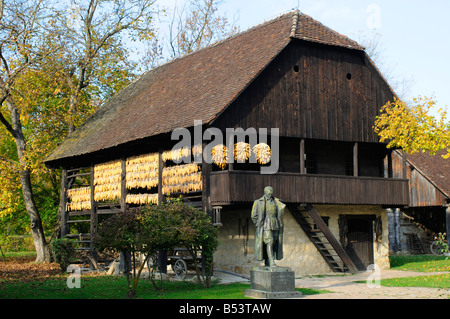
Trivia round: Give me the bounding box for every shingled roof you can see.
[45,11,364,167]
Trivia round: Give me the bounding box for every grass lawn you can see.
[0,275,327,299]
[389,255,450,272]
[2,253,449,298]
[0,254,328,299]
[377,255,450,289]
[380,273,450,289]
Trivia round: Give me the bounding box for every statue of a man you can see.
[251,186,285,267]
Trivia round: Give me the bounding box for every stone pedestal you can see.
[245,267,302,299]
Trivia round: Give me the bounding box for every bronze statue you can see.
[251,186,285,267]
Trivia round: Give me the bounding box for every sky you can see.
[159,0,450,114]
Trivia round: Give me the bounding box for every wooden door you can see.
[345,216,375,271]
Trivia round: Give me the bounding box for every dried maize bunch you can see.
[66,201,91,212]
[94,159,122,201]
[126,176,159,189]
[94,160,121,180]
[67,187,91,203]
[234,142,251,163]
[253,143,271,164]
[126,193,158,205]
[162,147,191,162]
[126,153,158,166]
[192,144,202,159]
[66,187,92,211]
[211,144,228,169]
[125,152,159,190]
[94,189,121,202]
[162,163,201,177]
[162,165,202,195]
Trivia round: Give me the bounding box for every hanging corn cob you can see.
[94,159,122,202]
[66,187,91,211]
[253,143,271,164]
[126,193,158,205]
[67,187,91,202]
[192,144,202,159]
[126,152,159,190]
[66,201,92,212]
[162,163,200,177]
[211,144,228,169]
[126,153,159,166]
[162,147,191,162]
[162,163,202,195]
[234,142,251,163]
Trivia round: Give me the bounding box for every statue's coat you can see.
[251,196,286,261]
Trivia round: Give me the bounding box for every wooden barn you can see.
[45,11,413,275]
[389,150,449,254]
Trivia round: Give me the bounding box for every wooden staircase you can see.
[289,204,358,273]
[406,233,426,255]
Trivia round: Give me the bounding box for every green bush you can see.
[0,235,34,252]
[95,202,219,298]
[51,237,77,272]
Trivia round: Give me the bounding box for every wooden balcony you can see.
[209,170,409,206]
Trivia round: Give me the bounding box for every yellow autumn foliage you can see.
[374,97,450,159]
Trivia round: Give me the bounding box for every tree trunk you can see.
[20,166,51,263]
[68,93,79,134]
[4,96,51,263]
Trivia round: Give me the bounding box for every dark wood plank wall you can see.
[213,40,395,143]
[392,151,446,207]
[210,171,409,206]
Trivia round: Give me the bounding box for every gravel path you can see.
[295,270,450,299]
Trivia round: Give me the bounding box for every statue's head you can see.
[264,186,274,199]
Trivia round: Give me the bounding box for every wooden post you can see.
[402,151,407,179]
[300,139,305,174]
[158,149,164,205]
[120,157,127,212]
[227,132,234,171]
[446,204,450,249]
[201,142,213,277]
[202,142,212,218]
[89,164,98,268]
[384,150,392,178]
[60,168,69,237]
[353,142,358,177]
[157,150,167,274]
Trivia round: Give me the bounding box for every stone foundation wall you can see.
[213,204,390,276]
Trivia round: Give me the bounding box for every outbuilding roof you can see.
[405,150,450,199]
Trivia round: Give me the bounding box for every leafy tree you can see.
[167,0,238,59]
[49,0,156,134]
[0,0,157,262]
[95,206,179,297]
[167,202,219,288]
[0,0,59,262]
[374,96,450,159]
[95,202,219,297]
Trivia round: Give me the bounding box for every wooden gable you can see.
[213,39,395,143]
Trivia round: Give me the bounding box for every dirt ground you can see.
[0,256,62,283]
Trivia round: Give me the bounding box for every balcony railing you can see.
[210,170,409,206]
